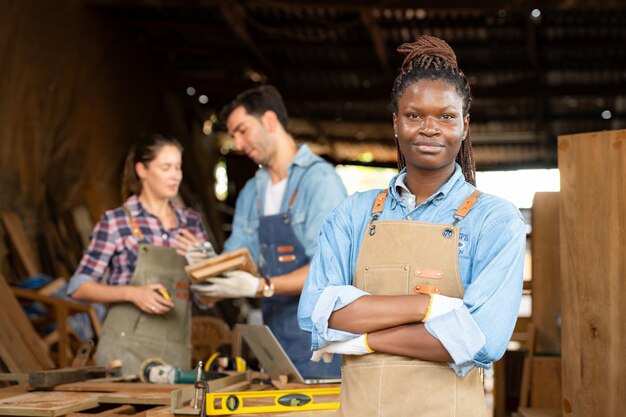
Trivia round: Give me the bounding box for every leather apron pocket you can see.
[362,264,410,295]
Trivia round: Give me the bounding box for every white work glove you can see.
[311,334,374,363]
[423,294,464,322]
[190,270,259,298]
[185,241,217,265]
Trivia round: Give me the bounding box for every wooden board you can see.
[558,129,626,417]
[50,381,187,393]
[0,373,28,383]
[66,404,138,417]
[0,392,100,416]
[70,206,93,250]
[0,385,29,401]
[529,356,561,409]
[185,248,258,282]
[0,211,41,277]
[98,391,170,405]
[0,272,54,371]
[29,367,107,388]
[146,405,179,416]
[531,193,561,354]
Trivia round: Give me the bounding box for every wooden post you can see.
[558,129,626,416]
[531,192,561,354]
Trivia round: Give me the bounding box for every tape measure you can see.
[204,387,340,415]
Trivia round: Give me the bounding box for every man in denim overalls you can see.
[196,86,347,378]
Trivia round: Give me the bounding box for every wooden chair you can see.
[12,287,102,368]
[190,316,234,367]
[0,272,54,372]
[513,322,562,417]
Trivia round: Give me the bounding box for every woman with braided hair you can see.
[298,35,526,415]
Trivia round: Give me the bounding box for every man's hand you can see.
[190,270,260,298]
[311,334,373,363]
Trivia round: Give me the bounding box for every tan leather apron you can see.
[336,190,487,417]
[94,210,191,376]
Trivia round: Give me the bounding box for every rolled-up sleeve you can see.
[425,212,526,376]
[310,285,369,349]
[67,213,117,295]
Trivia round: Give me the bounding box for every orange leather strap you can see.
[371,191,388,216]
[453,190,483,224]
[413,284,441,295]
[123,206,143,239]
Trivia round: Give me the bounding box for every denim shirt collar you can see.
[388,163,466,209]
[254,144,318,183]
[254,144,322,212]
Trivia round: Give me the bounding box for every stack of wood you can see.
[0,206,92,283]
[0,368,249,417]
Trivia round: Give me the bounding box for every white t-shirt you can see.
[264,178,288,216]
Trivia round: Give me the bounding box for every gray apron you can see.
[94,209,191,376]
[336,189,487,417]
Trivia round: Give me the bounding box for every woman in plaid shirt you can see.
[68,133,210,375]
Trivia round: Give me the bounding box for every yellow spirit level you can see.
[204,386,340,415]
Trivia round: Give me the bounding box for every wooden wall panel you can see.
[531,192,561,354]
[558,129,626,417]
[0,0,166,245]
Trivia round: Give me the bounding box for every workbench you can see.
[0,374,338,417]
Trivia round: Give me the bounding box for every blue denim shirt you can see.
[223,144,348,265]
[298,164,526,376]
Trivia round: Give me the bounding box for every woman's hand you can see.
[127,283,175,314]
[174,229,201,257]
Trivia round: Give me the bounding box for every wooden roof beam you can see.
[85,0,626,11]
[360,10,391,74]
[219,0,273,73]
[239,0,625,12]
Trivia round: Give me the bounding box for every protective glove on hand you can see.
[185,241,217,265]
[311,334,374,363]
[190,270,260,298]
[422,294,464,322]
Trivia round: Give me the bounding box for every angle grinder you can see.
[138,357,228,384]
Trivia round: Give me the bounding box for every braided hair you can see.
[391,35,476,186]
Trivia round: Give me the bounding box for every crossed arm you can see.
[328,294,453,362]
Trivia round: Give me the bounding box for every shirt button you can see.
[162,233,168,239]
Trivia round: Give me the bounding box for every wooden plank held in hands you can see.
[184,248,258,283]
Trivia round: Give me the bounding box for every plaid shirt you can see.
[67,195,208,293]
